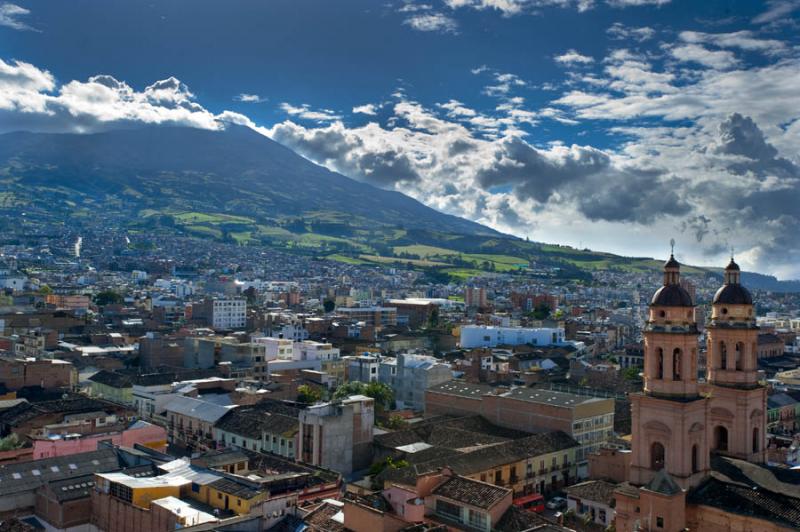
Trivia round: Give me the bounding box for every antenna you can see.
[669,238,675,255]
[730,245,735,260]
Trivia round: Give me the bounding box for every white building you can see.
[201,298,246,330]
[459,325,566,348]
[253,336,294,361]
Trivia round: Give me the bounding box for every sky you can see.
[1,0,800,278]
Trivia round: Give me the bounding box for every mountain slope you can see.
[0,125,499,237]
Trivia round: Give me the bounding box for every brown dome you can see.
[651,284,694,307]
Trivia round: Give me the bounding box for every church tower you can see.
[705,257,767,462]
[629,254,709,490]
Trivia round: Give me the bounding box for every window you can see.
[651,442,665,470]
[720,341,727,369]
[468,509,487,528]
[672,348,682,381]
[735,342,744,371]
[656,516,664,528]
[191,482,200,493]
[753,427,760,453]
[435,499,462,520]
[714,426,728,452]
[656,348,664,379]
[691,445,698,473]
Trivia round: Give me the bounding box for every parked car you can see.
[546,496,567,510]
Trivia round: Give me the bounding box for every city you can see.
[1,1,800,531]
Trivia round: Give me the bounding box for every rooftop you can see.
[432,475,510,509]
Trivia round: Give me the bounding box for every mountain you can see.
[0,125,797,290]
[0,125,498,237]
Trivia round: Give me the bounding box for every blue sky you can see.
[1,0,800,278]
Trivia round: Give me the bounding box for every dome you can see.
[651,284,694,307]
[664,254,680,269]
[725,258,740,272]
[712,283,752,305]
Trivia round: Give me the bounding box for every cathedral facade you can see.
[614,255,799,531]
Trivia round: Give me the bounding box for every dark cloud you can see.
[713,113,798,177]
[476,138,610,203]
[270,121,420,186]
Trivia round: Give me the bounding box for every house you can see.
[163,396,237,452]
[565,479,617,527]
[214,400,300,458]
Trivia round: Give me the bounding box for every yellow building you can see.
[380,430,580,497]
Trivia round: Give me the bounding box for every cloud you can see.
[352,103,379,115]
[607,22,655,42]
[279,102,340,122]
[403,12,458,33]
[679,30,786,54]
[753,0,800,24]
[0,3,37,31]
[554,50,594,64]
[234,93,267,103]
[670,44,739,70]
[606,0,670,6]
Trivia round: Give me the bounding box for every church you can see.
[613,254,800,531]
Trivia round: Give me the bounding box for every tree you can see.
[296,384,322,405]
[364,381,395,413]
[333,381,367,401]
[532,302,551,320]
[38,284,53,296]
[94,290,123,306]
[333,381,394,414]
[623,367,642,381]
[323,299,336,313]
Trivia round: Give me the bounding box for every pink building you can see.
[33,420,167,459]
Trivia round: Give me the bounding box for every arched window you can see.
[719,341,727,370]
[651,442,665,470]
[753,427,760,453]
[656,348,664,380]
[714,426,728,452]
[673,348,682,381]
[735,342,744,371]
[691,444,698,473]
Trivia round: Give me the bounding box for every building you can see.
[87,370,134,405]
[565,480,617,527]
[213,400,300,458]
[163,396,237,452]
[378,353,452,411]
[757,332,785,359]
[426,381,614,473]
[465,287,488,309]
[460,325,566,348]
[193,298,246,330]
[336,306,397,327]
[613,255,800,531]
[375,416,580,497]
[138,332,185,368]
[32,419,167,459]
[0,447,121,519]
[0,357,76,391]
[298,395,374,475]
[347,353,380,383]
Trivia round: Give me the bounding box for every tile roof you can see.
[432,475,510,509]
[163,395,236,423]
[214,402,299,439]
[88,369,132,388]
[303,500,345,531]
[0,448,119,497]
[565,480,617,506]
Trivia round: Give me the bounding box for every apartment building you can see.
[336,306,397,327]
[298,395,374,475]
[460,325,567,348]
[378,353,452,411]
[426,381,614,474]
[193,298,246,330]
